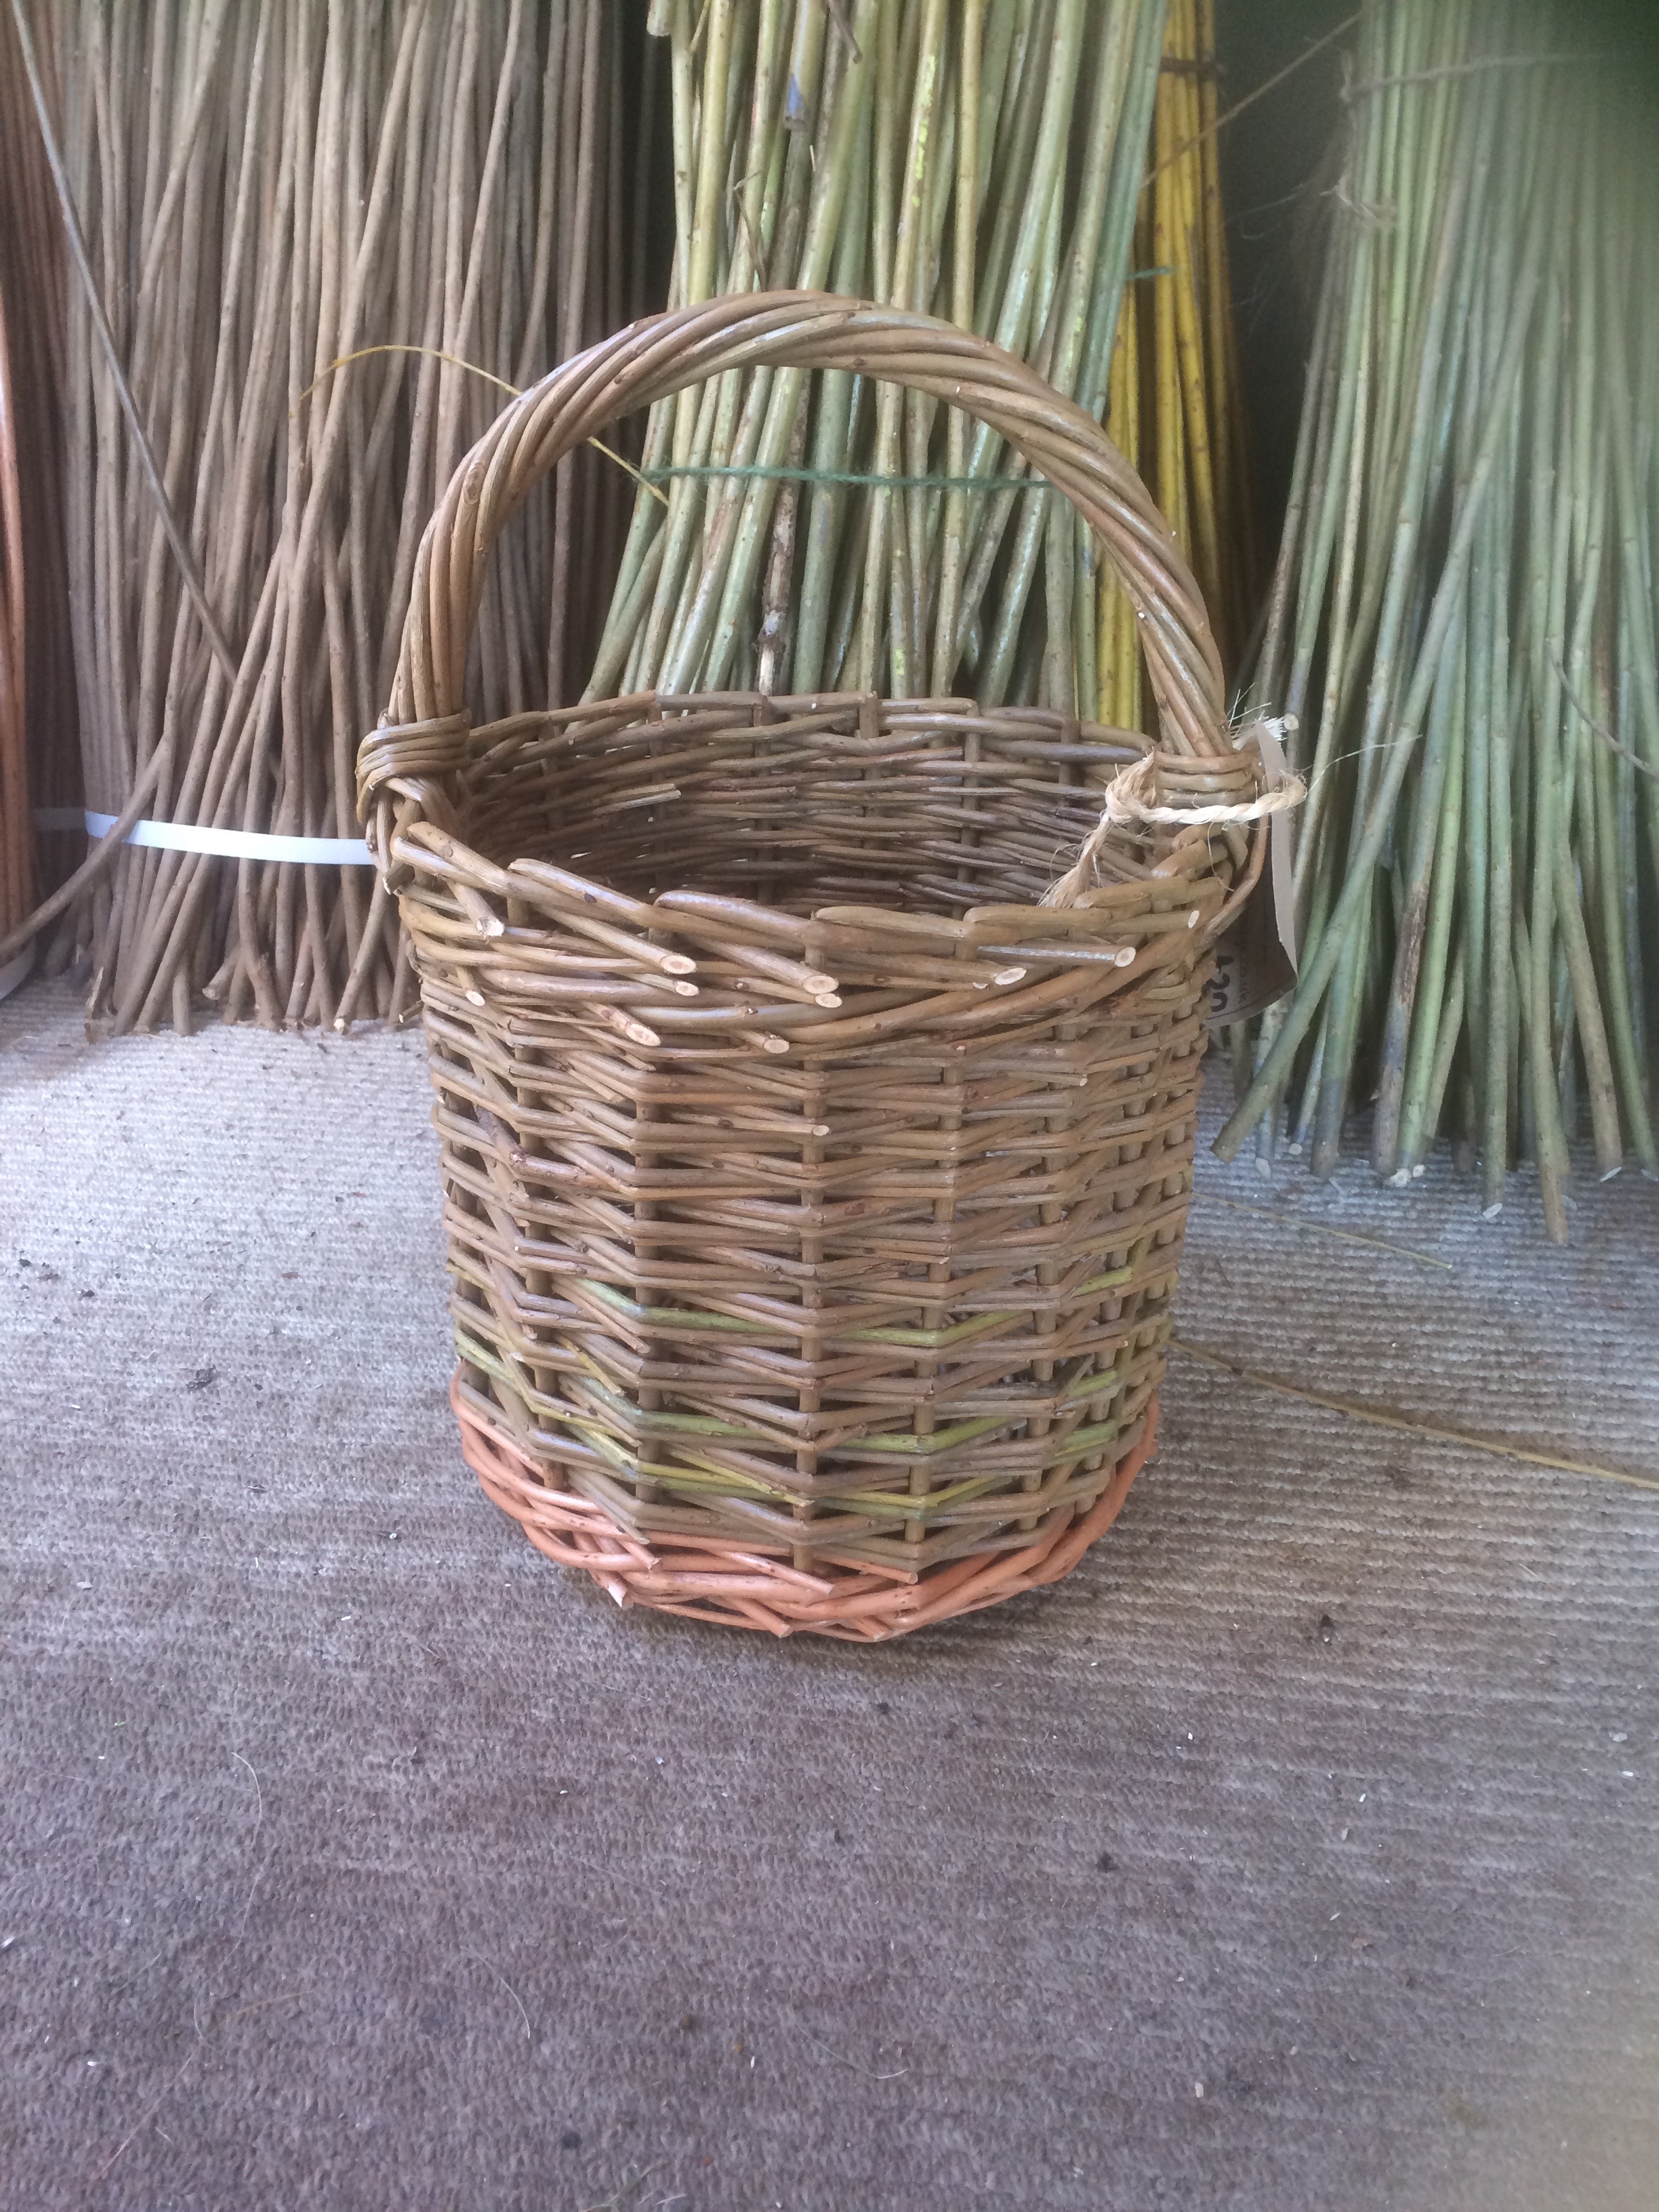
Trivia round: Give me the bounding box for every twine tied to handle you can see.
[1043,733,1305,909]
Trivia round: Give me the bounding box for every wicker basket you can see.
[359,293,1264,1642]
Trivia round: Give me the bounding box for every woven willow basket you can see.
[360,293,1265,1642]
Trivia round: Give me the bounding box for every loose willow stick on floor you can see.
[1197,1191,1454,1269]
[1170,1338,1659,1496]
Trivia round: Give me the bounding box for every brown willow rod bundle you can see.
[584,0,1172,724]
[0,0,79,989]
[0,292,24,973]
[6,0,657,1034]
[1222,0,1659,1243]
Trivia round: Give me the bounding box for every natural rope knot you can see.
[1043,745,1307,909]
[1106,751,1307,830]
[1097,750,1161,831]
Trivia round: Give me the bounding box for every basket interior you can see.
[459,696,1153,916]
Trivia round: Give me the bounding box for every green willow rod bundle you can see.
[6,0,657,1033]
[586,0,1168,715]
[1224,0,1658,1242]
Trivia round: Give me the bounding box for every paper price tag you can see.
[1203,937,1252,1027]
[1203,718,1299,1032]
[1253,717,1299,973]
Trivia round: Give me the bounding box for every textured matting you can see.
[2,979,1656,2211]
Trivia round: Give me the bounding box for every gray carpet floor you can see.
[3,977,1656,2212]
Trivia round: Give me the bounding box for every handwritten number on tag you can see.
[1206,947,1241,1023]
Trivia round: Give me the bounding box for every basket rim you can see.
[371,690,1254,996]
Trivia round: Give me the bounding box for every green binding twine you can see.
[640,463,1065,493]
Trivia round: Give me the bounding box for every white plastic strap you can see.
[36,806,372,865]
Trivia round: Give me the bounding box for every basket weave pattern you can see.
[361,295,1256,1641]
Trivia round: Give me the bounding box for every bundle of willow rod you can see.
[5,0,655,1033]
[1221,0,1659,1242]
[1097,0,1255,734]
[0,291,25,970]
[586,0,1177,718]
[0,1,79,985]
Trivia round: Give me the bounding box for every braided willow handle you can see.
[361,291,1230,834]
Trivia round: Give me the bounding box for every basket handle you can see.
[361,291,1231,827]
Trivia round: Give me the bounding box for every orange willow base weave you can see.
[362,293,1262,1640]
[457,1373,1162,1641]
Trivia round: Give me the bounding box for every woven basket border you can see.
[454,1374,1160,1643]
